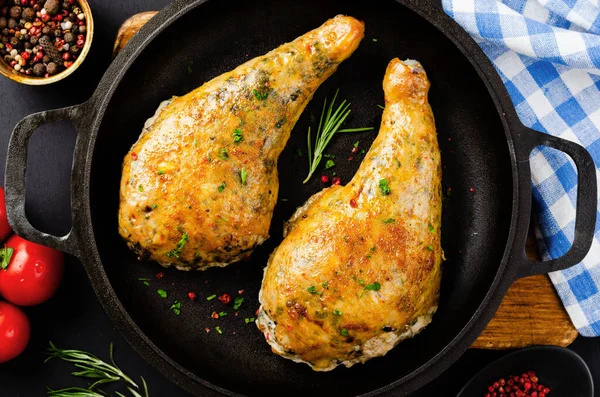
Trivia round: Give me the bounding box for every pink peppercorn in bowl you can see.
[0,0,93,85]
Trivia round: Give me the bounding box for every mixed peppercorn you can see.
[0,0,87,77]
[485,371,551,397]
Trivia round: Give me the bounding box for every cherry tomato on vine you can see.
[0,301,30,363]
[0,235,64,306]
[0,187,12,242]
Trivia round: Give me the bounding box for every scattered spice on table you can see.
[0,0,88,77]
[484,371,550,397]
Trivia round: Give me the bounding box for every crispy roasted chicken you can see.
[118,16,365,270]
[257,59,442,370]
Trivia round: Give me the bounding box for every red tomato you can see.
[0,188,12,242]
[0,235,64,306]
[0,301,30,363]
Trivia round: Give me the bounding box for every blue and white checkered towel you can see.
[442,0,600,336]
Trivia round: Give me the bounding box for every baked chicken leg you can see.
[118,16,365,270]
[257,59,442,371]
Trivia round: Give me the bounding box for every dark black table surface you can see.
[0,1,598,396]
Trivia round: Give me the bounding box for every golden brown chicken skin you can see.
[118,16,365,270]
[257,59,442,370]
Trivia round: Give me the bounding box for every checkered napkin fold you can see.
[442,0,600,336]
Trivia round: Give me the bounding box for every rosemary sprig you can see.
[45,342,149,397]
[304,90,373,183]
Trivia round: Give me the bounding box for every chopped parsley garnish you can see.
[325,159,335,169]
[353,141,360,148]
[157,289,167,298]
[215,326,223,334]
[252,89,268,100]
[383,218,395,224]
[357,279,365,286]
[0,247,13,270]
[233,296,244,310]
[364,282,381,291]
[206,294,216,301]
[307,285,322,295]
[170,300,181,315]
[219,311,228,317]
[233,129,244,143]
[138,277,150,286]
[333,309,342,316]
[340,328,349,336]
[322,281,328,288]
[372,38,378,42]
[240,168,248,185]
[218,183,226,193]
[151,204,158,210]
[138,184,144,192]
[217,148,229,160]
[157,170,165,175]
[245,317,256,324]
[428,223,435,233]
[378,179,390,195]
[360,149,366,154]
[370,246,376,253]
[427,245,434,251]
[166,233,188,258]
[377,104,385,110]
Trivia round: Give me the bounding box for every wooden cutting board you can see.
[112,12,578,349]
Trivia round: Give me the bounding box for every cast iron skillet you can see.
[4,0,598,396]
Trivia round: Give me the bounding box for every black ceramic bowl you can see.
[457,346,594,397]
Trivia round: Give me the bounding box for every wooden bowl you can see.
[0,0,94,85]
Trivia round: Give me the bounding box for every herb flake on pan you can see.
[307,285,322,295]
[364,282,381,291]
[240,168,248,185]
[245,317,255,324]
[170,300,181,315]
[233,128,244,143]
[157,289,167,298]
[383,218,395,224]
[138,278,150,286]
[206,294,217,301]
[304,90,373,183]
[218,183,226,193]
[233,296,244,310]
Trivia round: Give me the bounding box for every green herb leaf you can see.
[364,282,381,291]
[372,38,378,42]
[233,296,244,310]
[219,311,228,317]
[166,232,188,258]
[353,141,360,148]
[383,218,395,224]
[218,183,226,193]
[322,281,328,288]
[137,278,150,287]
[427,245,434,251]
[377,104,385,110]
[157,289,167,298]
[378,179,391,195]
[370,246,376,253]
[252,89,268,100]
[215,326,223,334]
[240,168,248,185]
[206,294,216,301]
[303,90,373,183]
[233,128,244,143]
[170,300,181,315]
[245,317,256,324]
[138,184,144,192]
[325,159,335,169]
[307,285,322,295]
[340,328,348,336]
[0,247,13,270]
[157,170,165,175]
[333,309,342,316]
[187,62,193,74]
[428,223,435,233]
[151,204,158,210]
[217,148,229,160]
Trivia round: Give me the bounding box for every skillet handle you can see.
[514,126,597,278]
[4,105,89,258]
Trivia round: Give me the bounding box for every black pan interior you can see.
[90,0,513,395]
